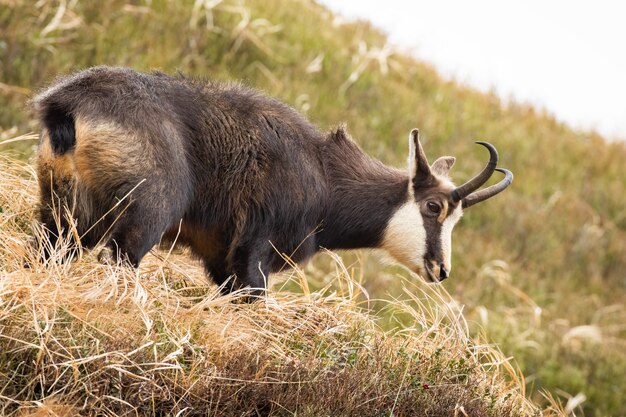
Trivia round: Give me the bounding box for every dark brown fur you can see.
[34,66,422,295]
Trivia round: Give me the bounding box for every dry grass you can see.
[5,0,624,413]
[0,154,545,416]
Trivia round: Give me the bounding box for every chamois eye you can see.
[427,202,441,214]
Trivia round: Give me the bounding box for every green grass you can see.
[1,0,625,415]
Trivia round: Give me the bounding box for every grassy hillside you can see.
[1,0,625,415]
[0,156,541,416]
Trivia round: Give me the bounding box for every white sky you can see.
[317,0,626,140]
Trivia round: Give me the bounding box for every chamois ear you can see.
[408,128,431,184]
[431,156,456,177]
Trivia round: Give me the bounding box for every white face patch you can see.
[381,202,427,276]
[440,204,463,273]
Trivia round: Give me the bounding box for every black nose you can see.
[439,263,449,280]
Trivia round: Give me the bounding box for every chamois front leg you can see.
[206,241,271,301]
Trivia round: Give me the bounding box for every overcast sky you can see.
[318,0,626,141]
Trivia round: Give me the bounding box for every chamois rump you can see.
[33,66,512,296]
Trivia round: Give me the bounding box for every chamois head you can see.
[383,129,513,283]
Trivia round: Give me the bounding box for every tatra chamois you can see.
[33,66,512,296]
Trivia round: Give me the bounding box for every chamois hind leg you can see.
[35,157,81,264]
[100,187,186,268]
[69,119,191,268]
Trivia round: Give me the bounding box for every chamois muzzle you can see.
[423,263,450,283]
[451,142,513,208]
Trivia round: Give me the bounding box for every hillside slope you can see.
[0,156,542,416]
[1,0,625,414]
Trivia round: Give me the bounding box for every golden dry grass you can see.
[4,0,625,413]
[0,153,547,416]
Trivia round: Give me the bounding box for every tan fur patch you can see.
[164,222,226,263]
[73,118,136,188]
[36,131,77,180]
[74,118,173,203]
[437,200,449,224]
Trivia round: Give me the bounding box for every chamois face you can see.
[383,129,463,283]
[412,174,463,282]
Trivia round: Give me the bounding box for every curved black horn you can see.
[462,168,513,208]
[452,141,498,202]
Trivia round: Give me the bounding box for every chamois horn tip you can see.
[462,167,514,208]
[474,141,498,165]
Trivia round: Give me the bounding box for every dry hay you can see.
[0,154,541,416]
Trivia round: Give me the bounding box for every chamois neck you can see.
[317,137,409,250]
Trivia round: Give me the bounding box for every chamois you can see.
[32,66,512,296]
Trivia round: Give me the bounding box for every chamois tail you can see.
[37,100,76,155]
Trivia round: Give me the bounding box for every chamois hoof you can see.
[22,236,38,269]
[97,247,115,265]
